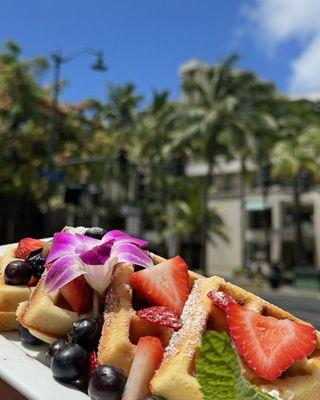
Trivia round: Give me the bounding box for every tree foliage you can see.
[2,40,320,258]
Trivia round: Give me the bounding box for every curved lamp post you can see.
[47,48,107,213]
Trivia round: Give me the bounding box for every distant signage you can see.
[39,170,65,182]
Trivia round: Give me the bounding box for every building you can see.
[180,60,320,278]
[187,159,320,278]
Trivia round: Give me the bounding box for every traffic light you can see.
[298,170,313,193]
[172,153,185,176]
[136,172,145,201]
[118,148,128,173]
[260,162,272,187]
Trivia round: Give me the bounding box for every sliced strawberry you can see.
[16,238,44,259]
[122,336,164,400]
[87,351,99,379]
[129,256,190,315]
[60,275,93,314]
[136,306,182,331]
[208,291,317,381]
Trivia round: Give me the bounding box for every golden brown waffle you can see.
[98,253,201,376]
[0,246,33,331]
[16,277,80,343]
[151,275,320,400]
[16,226,90,343]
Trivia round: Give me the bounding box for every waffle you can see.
[97,253,201,376]
[0,246,33,331]
[16,276,81,343]
[151,275,320,400]
[16,226,89,343]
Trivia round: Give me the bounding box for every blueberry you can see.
[4,260,32,285]
[18,325,43,345]
[88,365,126,400]
[85,227,107,240]
[26,249,46,279]
[68,318,100,350]
[46,339,68,367]
[51,343,88,382]
[142,397,167,400]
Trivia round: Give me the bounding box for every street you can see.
[258,291,320,329]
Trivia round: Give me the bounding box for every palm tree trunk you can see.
[239,156,247,270]
[200,152,214,275]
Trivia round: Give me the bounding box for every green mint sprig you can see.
[196,331,274,400]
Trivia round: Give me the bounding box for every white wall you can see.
[206,198,241,277]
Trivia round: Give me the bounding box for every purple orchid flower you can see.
[44,230,153,295]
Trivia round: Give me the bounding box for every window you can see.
[248,210,271,229]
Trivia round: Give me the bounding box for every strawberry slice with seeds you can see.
[208,291,317,381]
[16,238,44,259]
[122,336,164,400]
[136,306,182,331]
[129,256,190,316]
[60,275,93,314]
[87,351,99,379]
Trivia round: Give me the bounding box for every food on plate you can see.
[1,227,319,399]
[97,253,199,378]
[0,237,44,331]
[151,276,320,400]
[17,227,151,343]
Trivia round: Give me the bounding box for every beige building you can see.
[187,159,320,278]
[180,59,320,278]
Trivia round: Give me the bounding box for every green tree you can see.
[104,83,143,132]
[272,100,320,265]
[162,180,228,257]
[165,55,243,273]
[0,40,49,201]
[219,71,279,268]
[133,91,178,219]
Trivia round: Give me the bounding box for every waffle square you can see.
[16,226,94,343]
[16,277,80,343]
[0,247,33,331]
[98,253,201,376]
[151,276,320,400]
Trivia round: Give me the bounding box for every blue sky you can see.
[1,0,319,104]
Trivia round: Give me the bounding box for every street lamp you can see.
[46,48,107,213]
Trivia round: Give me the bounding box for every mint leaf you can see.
[196,331,274,400]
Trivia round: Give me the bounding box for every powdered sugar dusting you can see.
[104,286,117,314]
[208,290,235,310]
[163,278,208,363]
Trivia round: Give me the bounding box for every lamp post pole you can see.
[46,48,107,223]
[47,53,62,205]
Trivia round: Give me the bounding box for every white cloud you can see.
[244,0,320,93]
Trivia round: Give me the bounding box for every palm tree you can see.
[104,83,143,132]
[219,71,279,269]
[132,91,180,236]
[162,180,228,260]
[165,55,247,273]
[134,91,177,162]
[272,103,320,266]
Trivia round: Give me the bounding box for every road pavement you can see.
[257,291,320,329]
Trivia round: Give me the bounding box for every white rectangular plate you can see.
[0,242,88,400]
